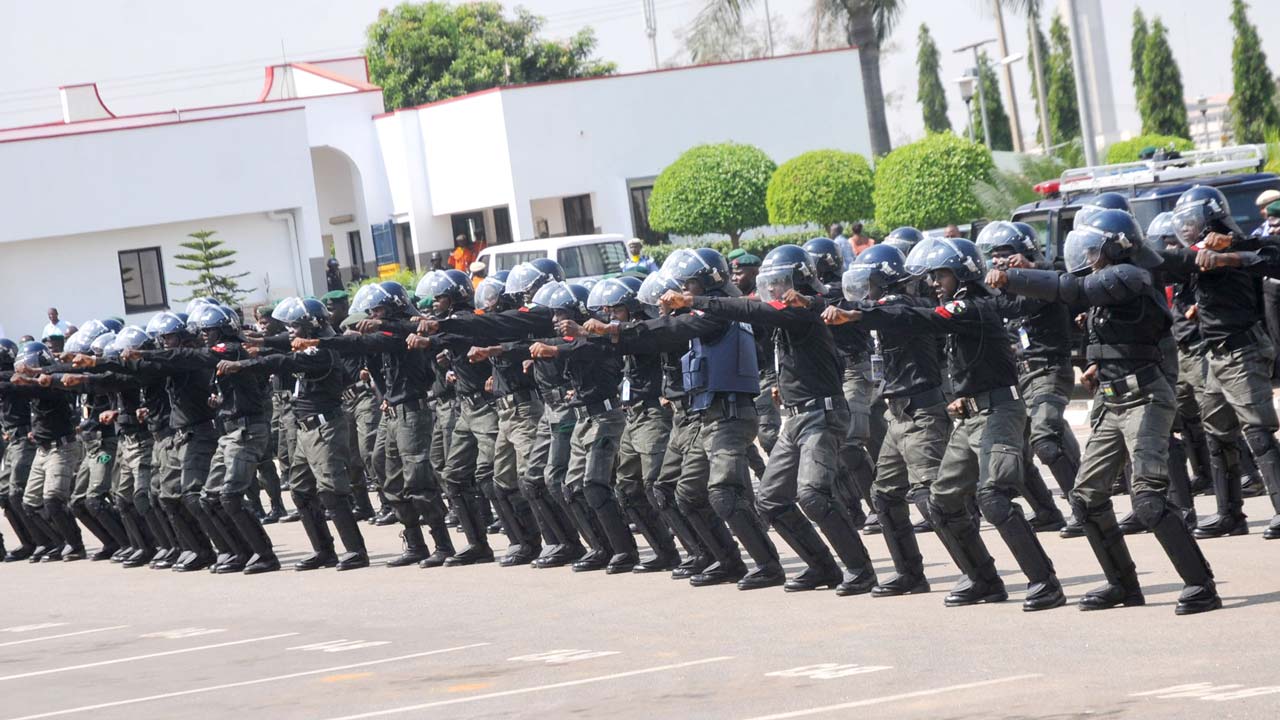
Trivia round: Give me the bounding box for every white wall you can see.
[418,91,516,216]
[497,49,871,240]
[0,212,298,338]
[529,197,566,237]
[311,146,366,267]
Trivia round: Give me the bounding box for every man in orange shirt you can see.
[449,235,485,272]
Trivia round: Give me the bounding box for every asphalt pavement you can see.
[2,416,1279,720]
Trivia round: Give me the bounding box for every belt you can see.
[272,390,293,401]
[625,397,664,412]
[539,386,568,404]
[391,396,428,412]
[782,395,845,417]
[341,388,357,403]
[1100,365,1164,400]
[957,385,1020,418]
[886,386,947,415]
[1208,326,1265,356]
[573,397,620,420]
[695,393,758,420]
[1016,356,1069,374]
[496,388,535,411]
[459,392,494,409]
[224,414,267,431]
[37,435,75,451]
[296,413,334,431]
[1176,338,1204,356]
[1086,344,1162,362]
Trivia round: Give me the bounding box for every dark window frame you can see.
[117,247,168,313]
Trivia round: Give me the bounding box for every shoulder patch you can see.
[877,294,898,305]
[518,306,530,313]
[692,309,705,316]
[944,300,967,315]
[767,300,786,310]
[212,343,228,354]
[562,336,575,342]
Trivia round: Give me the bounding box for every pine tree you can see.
[1047,12,1080,143]
[1139,18,1191,138]
[917,23,951,133]
[966,51,1012,150]
[1028,18,1051,145]
[1130,8,1148,115]
[1229,0,1280,143]
[174,230,252,306]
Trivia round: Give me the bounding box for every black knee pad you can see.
[289,490,313,509]
[85,495,108,515]
[390,501,419,526]
[582,483,615,511]
[45,496,68,516]
[976,487,1016,525]
[317,490,341,510]
[1243,428,1278,459]
[1031,438,1065,467]
[796,490,836,525]
[707,485,747,520]
[926,499,970,532]
[1132,492,1168,529]
[180,493,206,517]
[218,494,246,516]
[69,497,88,513]
[133,493,151,516]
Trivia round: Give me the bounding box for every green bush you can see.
[1103,134,1194,163]
[765,150,875,228]
[648,143,776,247]
[872,132,995,230]
[646,231,831,268]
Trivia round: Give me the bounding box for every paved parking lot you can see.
[3,411,1279,719]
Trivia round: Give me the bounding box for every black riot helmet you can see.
[587,278,640,313]
[664,248,730,295]
[882,227,925,256]
[111,326,154,353]
[530,281,586,320]
[756,244,824,302]
[474,270,511,312]
[272,297,333,338]
[415,270,474,309]
[1172,185,1243,246]
[0,338,19,367]
[1074,191,1133,229]
[63,330,96,355]
[187,302,241,343]
[802,237,843,281]
[146,311,189,341]
[15,341,53,371]
[1063,208,1160,276]
[505,259,565,304]
[975,221,1040,260]
[1146,211,1178,248]
[905,236,988,284]
[351,281,414,317]
[842,244,911,302]
[637,270,684,307]
[90,332,118,358]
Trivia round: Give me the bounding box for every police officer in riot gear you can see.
[838,237,1066,611]
[993,208,1221,614]
[830,244,946,596]
[1,337,42,561]
[221,297,370,571]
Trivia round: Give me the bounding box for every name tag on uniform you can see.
[1018,327,1031,350]
[621,377,632,403]
[870,354,884,383]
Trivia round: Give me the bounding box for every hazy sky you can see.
[3,0,1278,147]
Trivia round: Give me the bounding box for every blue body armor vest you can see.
[681,320,760,411]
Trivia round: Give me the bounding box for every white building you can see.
[1187,93,1233,150]
[0,48,870,338]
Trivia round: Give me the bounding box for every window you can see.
[557,241,627,278]
[562,194,595,235]
[118,247,168,313]
[493,206,513,245]
[628,182,667,244]
[492,250,547,272]
[396,223,416,271]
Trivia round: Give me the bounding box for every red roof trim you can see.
[372,46,858,119]
[0,106,305,146]
[93,84,117,118]
[291,61,378,91]
[256,66,276,102]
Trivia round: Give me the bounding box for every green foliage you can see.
[916,24,950,134]
[966,52,1012,151]
[365,2,616,110]
[1027,17,1051,146]
[1104,134,1194,164]
[765,150,874,228]
[1139,19,1191,138]
[872,132,995,230]
[648,142,776,248]
[1229,0,1280,143]
[1130,8,1148,112]
[173,230,252,306]
[1018,153,1067,184]
[645,231,829,268]
[973,167,1042,221]
[1047,12,1080,143]
[1262,127,1280,174]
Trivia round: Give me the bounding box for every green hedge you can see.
[766,150,874,227]
[1103,134,1194,163]
[646,231,830,267]
[872,132,994,230]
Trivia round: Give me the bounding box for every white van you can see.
[474,234,629,285]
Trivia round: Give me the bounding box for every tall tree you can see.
[1229,0,1280,143]
[1026,15,1051,145]
[696,1,902,157]
[1139,18,1191,138]
[364,2,616,110]
[1047,12,1080,144]
[1130,8,1149,114]
[174,230,252,306]
[967,51,1013,150]
[916,24,950,133]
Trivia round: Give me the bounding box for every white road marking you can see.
[0,626,128,649]
[1,643,489,720]
[289,640,392,653]
[0,624,67,633]
[1131,682,1280,702]
[139,627,226,639]
[507,649,619,664]
[0,633,299,682]
[320,655,734,720]
[740,673,1043,719]
[765,663,892,680]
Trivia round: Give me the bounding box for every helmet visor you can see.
[90,332,117,356]
[64,331,94,354]
[504,264,543,297]
[15,346,51,370]
[587,279,626,311]
[474,279,503,310]
[904,236,958,276]
[350,284,391,314]
[530,281,575,310]
[842,266,873,302]
[1172,202,1211,247]
[755,267,796,303]
[112,326,151,352]
[663,249,712,284]
[271,297,309,325]
[1063,228,1107,275]
[638,270,682,307]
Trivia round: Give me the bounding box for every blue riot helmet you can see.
[802,237,843,281]
[637,269,684,307]
[1063,208,1158,276]
[14,341,54,371]
[882,227,925,256]
[757,245,825,302]
[505,259,565,304]
[101,317,125,333]
[474,270,510,312]
[90,332,118,357]
[842,244,911,302]
[0,338,19,367]
[111,326,154,353]
[75,319,111,343]
[146,311,187,339]
[587,278,640,313]
[904,236,987,283]
[416,269,474,309]
[350,281,413,317]
[63,330,96,354]
[187,302,241,344]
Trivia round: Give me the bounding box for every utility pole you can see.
[954,39,996,149]
[642,0,659,70]
[990,1,1024,152]
[1064,0,1098,166]
[1028,9,1052,153]
[762,0,775,56]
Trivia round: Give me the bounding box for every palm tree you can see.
[690,0,902,157]
[1002,0,1052,151]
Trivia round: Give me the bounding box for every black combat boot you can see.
[293,494,338,570]
[769,507,841,592]
[324,493,370,571]
[444,493,495,566]
[930,501,1006,607]
[990,503,1066,612]
[870,498,930,597]
[1135,492,1221,615]
[1076,502,1145,611]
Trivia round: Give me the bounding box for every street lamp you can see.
[955,71,978,143]
[1196,95,1210,149]
[954,39,996,149]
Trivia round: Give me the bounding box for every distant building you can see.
[1186,93,1234,149]
[0,49,871,337]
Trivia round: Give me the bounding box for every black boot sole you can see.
[944,590,1008,607]
[1175,595,1223,615]
[871,579,931,597]
[1023,589,1068,612]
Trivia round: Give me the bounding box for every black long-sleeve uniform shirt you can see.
[98,352,215,430]
[239,348,346,417]
[0,381,75,443]
[0,371,32,431]
[856,293,1018,397]
[846,295,941,398]
[137,345,270,422]
[691,296,841,406]
[1159,246,1265,346]
[319,326,433,407]
[985,294,1074,361]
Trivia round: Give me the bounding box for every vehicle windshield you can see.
[1009,211,1053,260]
